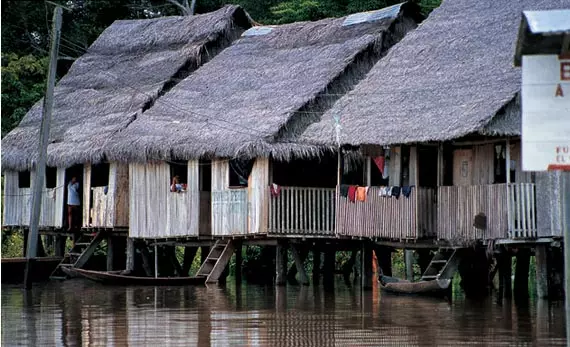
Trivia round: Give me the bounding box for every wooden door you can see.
[453,149,473,186]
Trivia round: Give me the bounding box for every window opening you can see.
[18,171,31,188]
[169,160,188,192]
[199,160,211,192]
[91,163,110,187]
[46,167,57,188]
[229,159,254,187]
[493,144,507,184]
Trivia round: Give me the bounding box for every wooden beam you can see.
[290,244,309,285]
[275,242,287,286]
[73,232,105,269]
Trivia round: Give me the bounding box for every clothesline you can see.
[340,184,415,202]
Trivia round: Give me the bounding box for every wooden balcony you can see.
[268,187,336,235]
[336,187,436,239]
[437,183,537,240]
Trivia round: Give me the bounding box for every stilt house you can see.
[105,3,422,239]
[299,0,570,242]
[1,6,252,231]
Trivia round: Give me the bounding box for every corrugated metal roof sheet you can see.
[523,9,570,35]
[342,3,403,27]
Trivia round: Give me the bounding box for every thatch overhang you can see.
[104,2,423,163]
[299,0,570,150]
[1,5,252,171]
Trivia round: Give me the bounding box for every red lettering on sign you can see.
[555,84,564,97]
[562,62,570,81]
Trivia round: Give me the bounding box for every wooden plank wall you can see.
[82,164,92,227]
[199,191,211,236]
[129,161,200,238]
[113,164,129,227]
[507,183,537,238]
[268,187,336,235]
[472,144,494,185]
[388,146,401,186]
[248,158,269,234]
[416,187,436,238]
[86,163,129,228]
[2,169,64,227]
[211,189,248,235]
[437,184,508,240]
[336,187,432,239]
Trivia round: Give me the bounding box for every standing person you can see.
[67,176,80,231]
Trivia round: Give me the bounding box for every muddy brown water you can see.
[1,279,566,346]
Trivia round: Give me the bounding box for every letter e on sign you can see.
[562,62,570,81]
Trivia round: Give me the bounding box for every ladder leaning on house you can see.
[49,231,105,280]
[196,239,235,284]
[421,249,463,281]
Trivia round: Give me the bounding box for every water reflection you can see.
[1,280,566,346]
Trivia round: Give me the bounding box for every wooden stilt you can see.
[140,245,153,277]
[287,246,308,283]
[169,247,183,276]
[342,249,358,284]
[375,245,392,277]
[235,241,243,284]
[405,249,414,280]
[498,247,512,299]
[107,236,114,271]
[23,230,29,257]
[514,248,530,298]
[182,247,198,276]
[126,238,135,273]
[535,245,549,299]
[361,243,373,290]
[291,244,309,286]
[276,242,287,286]
[55,236,66,257]
[312,245,321,285]
[323,245,335,288]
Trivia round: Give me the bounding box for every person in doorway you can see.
[170,175,186,192]
[67,176,80,231]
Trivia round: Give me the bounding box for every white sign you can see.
[522,55,570,171]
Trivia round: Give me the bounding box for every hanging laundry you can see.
[356,187,367,202]
[339,184,350,198]
[379,186,389,197]
[391,186,401,199]
[270,183,281,197]
[383,157,390,179]
[386,186,393,196]
[348,186,358,203]
[402,186,413,198]
[373,156,385,175]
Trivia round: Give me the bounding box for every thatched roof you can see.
[300,0,570,148]
[105,3,422,163]
[1,5,252,171]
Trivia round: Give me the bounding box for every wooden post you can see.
[55,236,66,257]
[498,247,512,299]
[235,241,243,284]
[24,7,62,289]
[312,244,321,285]
[276,241,287,286]
[106,236,114,271]
[405,249,414,281]
[291,244,309,286]
[23,229,29,257]
[140,245,153,277]
[182,246,198,276]
[126,238,135,273]
[154,244,158,279]
[323,245,335,288]
[342,249,358,284]
[506,139,512,238]
[514,248,530,298]
[535,245,549,299]
[361,243,373,290]
[375,245,392,277]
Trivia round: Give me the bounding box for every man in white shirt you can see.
[67,177,80,231]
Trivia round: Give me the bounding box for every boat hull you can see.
[379,275,451,297]
[62,267,206,286]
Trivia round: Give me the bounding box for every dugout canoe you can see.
[62,267,206,286]
[379,275,451,297]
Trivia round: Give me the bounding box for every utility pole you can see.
[24,6,62,289]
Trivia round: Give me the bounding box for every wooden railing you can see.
[91,186,114,227]
[211,189,248,236]
[268,187,336,235]
[508,183,537,238]
[336,186,435,239]
[437,184,508,240]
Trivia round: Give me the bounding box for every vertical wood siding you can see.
[113,164,129,227]
[82,164,92,227]
[86,163,130,228]
[2,169,64,227]
[336,187,434,239]
[211,189,248,235]
[508,183,537,238]
[437,184,508,240]
[268,187,336,235]
[248,158,269,234]
[129,161,200,238]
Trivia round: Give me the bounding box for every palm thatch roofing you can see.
[105,2,422,163]
[299,0,570,148]
[1,5,252,171]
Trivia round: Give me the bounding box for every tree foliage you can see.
[1,0,441,137]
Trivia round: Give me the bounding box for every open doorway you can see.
[63,164,84,230]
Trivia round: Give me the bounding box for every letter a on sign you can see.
[556,84,564,97]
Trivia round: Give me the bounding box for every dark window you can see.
[46,167,57,188]
[169,161,188,191]
[493,144,507,184]
[229,159,254,187]
[199,160,211,192]
[18,171,31,188]
[91,163,110,187]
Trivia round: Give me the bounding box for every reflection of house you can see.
[1,5,252,232]
[299,0,568,242]
[106,3,422,239]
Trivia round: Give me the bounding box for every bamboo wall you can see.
[83,163,129,228]
[129,161,201,238]
[2,168,65,227]
[336,187,435,239]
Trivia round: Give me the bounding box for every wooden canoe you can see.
[379,275,451,297]
[2,257,62,284]
[62,267,206,286]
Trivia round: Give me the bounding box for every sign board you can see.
[522,55,570,171]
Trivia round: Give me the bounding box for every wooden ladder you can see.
[49,231,105,280]
[420,249,463,281]
[196,239,235,284]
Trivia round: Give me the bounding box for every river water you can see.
[1,279,566,346]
